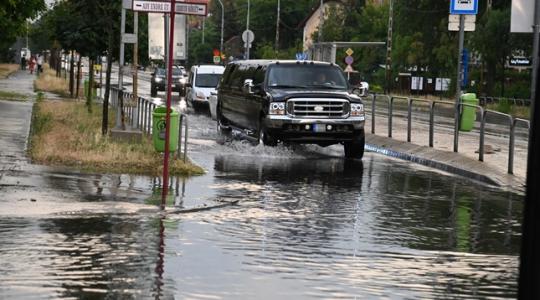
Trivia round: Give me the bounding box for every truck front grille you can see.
[287,98,350,118]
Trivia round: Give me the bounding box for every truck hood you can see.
[267,88,362,103]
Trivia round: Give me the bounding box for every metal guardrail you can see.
[110,87,189,160]
[478,96,531,107]
[365,93,530,175]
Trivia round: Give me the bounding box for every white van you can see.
[186,65,225,111]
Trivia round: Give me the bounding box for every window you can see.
[267,64,348,89]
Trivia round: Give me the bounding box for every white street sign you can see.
[511,0,534,33]
[133,0,170,12]
[175,3,207,16]
[132,1,207,15]
[448,22,476,31]
[449,14,476,23]
[122,33,138,44]
[242,30,255,44]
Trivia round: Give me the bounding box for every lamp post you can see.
[245,0,250,59]
[217,0,224,56]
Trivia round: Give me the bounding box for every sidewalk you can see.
[363,102,528,192]
[0,70,37,171]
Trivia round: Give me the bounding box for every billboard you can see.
[148,13,187,60]
[511,0,534,33]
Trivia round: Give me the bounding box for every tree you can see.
[0,0,46,59]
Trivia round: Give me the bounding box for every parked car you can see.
[216,60,366,158]
[150,66,187,97]
[186,65,225,111]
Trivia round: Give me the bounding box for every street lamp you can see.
[217,0,224,57]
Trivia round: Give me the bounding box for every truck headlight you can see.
[154,77,163,83]
[179,78,186,84]
[350,103,364,116]
[269,102,285,115]
[196,91,206,100]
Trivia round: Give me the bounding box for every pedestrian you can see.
[29,55,36,75]
[21,55,26,70]
[37,54,43,75]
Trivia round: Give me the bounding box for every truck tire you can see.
[257,121,277,147]
[344,131,365,159]
[216,104,231,144]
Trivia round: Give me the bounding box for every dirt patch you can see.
[29,99,204,176]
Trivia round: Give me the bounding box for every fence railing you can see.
[478,96,531,107]
[110,87,189,161]
[365,93,530,175]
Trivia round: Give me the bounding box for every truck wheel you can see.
[344,131,365,159]
[216,105,231,144]
[257,120,277,147]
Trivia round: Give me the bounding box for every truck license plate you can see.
[313,124,325,132]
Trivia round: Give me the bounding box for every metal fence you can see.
[478,96,531,107]
[365,94,530,175]
[110,87,189,161]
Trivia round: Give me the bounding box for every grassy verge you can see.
[0,90,28,101]
[29,98,204,176]
[0,64,19,79]
[34,64,70,97]
[486,103,530,119]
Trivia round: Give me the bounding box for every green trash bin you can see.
[459,93,478,131]
[152,106,179,152]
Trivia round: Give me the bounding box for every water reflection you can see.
[0,153,523,299]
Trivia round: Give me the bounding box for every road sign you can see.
[175,2,207,16]
[345,56,354,65]
[242,30,254,43]
[345,48,354,56]
[132,0,207,15]
[510,56,532,67]
[122,33,138,44]
[448,21,476,31]
[133,0,170,12]
[450,0,478,15]
[213,56,220,64]
[295,52,308,60]
[449,14,475,23]
[344,65,355,73]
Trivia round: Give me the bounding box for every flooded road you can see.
[0,76,523,298]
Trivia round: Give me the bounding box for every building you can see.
[300,0,344,51]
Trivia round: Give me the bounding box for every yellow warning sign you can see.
[345,48,354,56]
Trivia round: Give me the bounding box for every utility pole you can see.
[385,0,394,94]
[132,12,139,128]
[116,7,126,130]
[275,0,280,52]
[453,14,465,153]
[202,16,205,44]
[217,0,224,56]
[518,1,540,298]
[245,0,251,59]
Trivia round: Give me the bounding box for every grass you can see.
[0,64,19,79]
[29,98,204,176]
[33,64,70,97]
[486,103,530,120]
[0,90,28,101]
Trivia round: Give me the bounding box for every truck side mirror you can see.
[243,79,254,94]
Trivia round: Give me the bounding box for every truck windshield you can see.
[267,64,348,89]
[195,74,221,88]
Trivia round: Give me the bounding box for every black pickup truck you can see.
[216,60,366,159]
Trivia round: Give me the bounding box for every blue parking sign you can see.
[450,0,478,15]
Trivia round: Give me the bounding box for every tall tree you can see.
[0,0,46,58]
